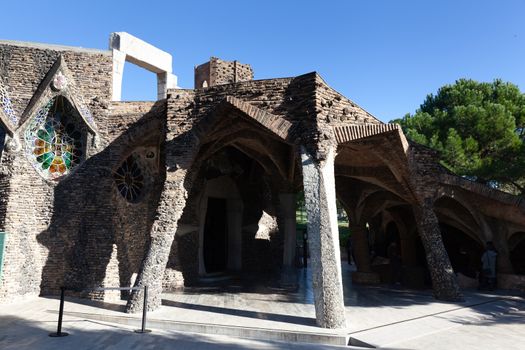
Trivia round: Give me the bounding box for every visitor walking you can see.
[302,229,308,268]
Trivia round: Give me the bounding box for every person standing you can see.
[346,237,353,265]
[480,241,498,290]
[387,241,402,285]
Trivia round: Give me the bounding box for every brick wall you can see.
[0,42,168,301]
[1,39,522,305]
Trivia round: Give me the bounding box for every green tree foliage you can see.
[391,79,525,196]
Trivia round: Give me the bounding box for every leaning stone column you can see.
[301,146,346,329]
[351,224,380,284]
[127,169,189,312]
[412,199,463,301]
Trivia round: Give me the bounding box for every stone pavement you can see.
[1,263,524,349]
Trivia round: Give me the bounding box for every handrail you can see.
[48,285,151,337]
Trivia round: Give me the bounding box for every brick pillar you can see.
[280,193,297,268]
[301,146,346,329]
[279,193,298,286]
[412,199,463,301]
[351,224,380,284]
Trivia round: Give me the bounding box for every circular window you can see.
[114,155,144,202]
[25,96,85,180]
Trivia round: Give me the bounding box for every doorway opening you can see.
[203,197,228,273]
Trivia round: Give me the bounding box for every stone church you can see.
[0,33,524,329]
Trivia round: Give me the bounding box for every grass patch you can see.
[296,211,350,247]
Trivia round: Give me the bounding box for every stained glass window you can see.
[0,81,17,125]
[114,154,144,202]
[24,96,85,180]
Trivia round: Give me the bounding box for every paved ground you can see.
[1,263,524,349]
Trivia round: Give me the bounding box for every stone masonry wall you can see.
[195,57,254,89]
[171,72,318,138]
[0,42,111,123]
[0,42,113,301]
[209,57,253,86]
[0,43,166,302]
[2,38,521,312]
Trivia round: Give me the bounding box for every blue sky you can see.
[1,0,524,122]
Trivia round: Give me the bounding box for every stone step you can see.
[59,311,364,348]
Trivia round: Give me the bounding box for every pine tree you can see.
[392,79,525,196]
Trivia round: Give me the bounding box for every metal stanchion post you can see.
[49,287,69,337]
[135,286,151,333]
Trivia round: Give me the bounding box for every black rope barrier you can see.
[48,285,150,337]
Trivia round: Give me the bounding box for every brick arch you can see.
[433,194,484,245]
[333,123,401,145]
[438,173,523,209]
[109,113,164,171]
[193,96,295,144]
[334,126,417,204]
[509,231,525,251]
[127,97,296,312]
[192,101,295,182]
[357,190,408,225]
[194,141,286,184]
[201,132,290,181]
[434,189,484,228]
[381,210,412,240]
[335,164,409,201]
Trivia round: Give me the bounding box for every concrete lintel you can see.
[112,49,126,101]
[109,32,179,101]
[109,32,172,74]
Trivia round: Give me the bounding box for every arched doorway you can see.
[198,175,243,275]
[509,232,525,275]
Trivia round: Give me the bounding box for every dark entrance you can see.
[203,197,228,273]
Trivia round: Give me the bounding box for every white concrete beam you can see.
[157,72,178,100]
[111,49,126,101]
[109,32,179,101]
[109,32,172,74]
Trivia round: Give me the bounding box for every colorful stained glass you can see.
[0,80,17,125]
[24,96,85,180]
[114,155,144,202]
